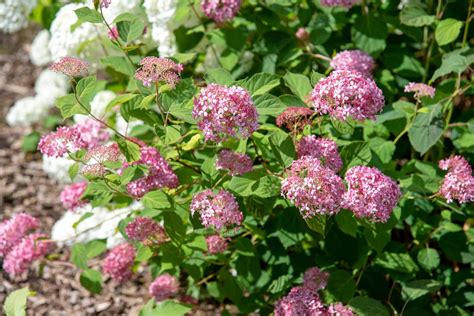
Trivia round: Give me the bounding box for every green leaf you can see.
[163,212,186,243]
[113,12,138,23]
[68,162,80,181]
[101,56,135,76]
[435,19,463,46]
[141,190,172,209]
[364,226,390,254]
[348,297,390,316]
[283,72,312,100]
[105,93,138,112]
[325,270,357,303]
[408,104,444,155]
[253,94,287,117]
[117,138,141,161]
[305,215,328,236]
[340,142,372,170]
[401,279,442,301]
[417,248,440,271]
[172,53,197,64]
[268,130,295,168]
[76,76,97,104]
[152,300,192,316]
[71,243,88,269]
[84,240,107,259]
[352,14,388,54]
[268,275,293,294]
[74,7,102,24]
[3,287,33,316]
[431,48,472,81]
[228,171,281,198]
[205,68,235,86]
[80,269,102,294]
[135,245,154,262]
[239,73,280,96]
[375,252,419,273]
[400,6,435,27]
[335,211,358,237]
[117,20,145,43]
[21,132,40,152]
[56,94,87,119]
[368,138,395,164]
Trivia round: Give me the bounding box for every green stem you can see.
[462,0,473,48]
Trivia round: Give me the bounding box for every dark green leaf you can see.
[80,269,102,294]
[408,104,444,155]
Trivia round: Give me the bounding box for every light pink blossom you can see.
[404,82,436,99]
[438,156,474,203]
[303,267,329,292]
[320,0,360,8]
[135,57,183,88]
[82,143,123,177]
[49,57,88,77]
[38,126,87,158]
[330,50,375,77]
[296,136,343,172]
[75,119,110,149]
[0,213,40,257]
[274,286,325,316]
[102,243,136,282]
[201,0,242,23]
[216,149,253,176]
[60,182,88,210]
[206,235,228,254]
[149,274,179,302]
[125,217,167,245]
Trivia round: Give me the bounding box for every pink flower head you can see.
[276,107,314,133]
[201,0,242,24]
[193,84,259,142]
[274,286,325,316]
[206,235,228,254]
[327,303,355,316]
[83,143,123,177]
[303,267,329,292]
[311,70,385,122]
[125,217,167,245]
[134,57,183,88]
[216,149,253,176]
[149,274,179,302]
[330,50,375,77]
[438,156,474,204]
[75,119,110,149]
[102,243,136,282]
[343,166,401,222]
[119,146,179,198]
[296,136,343,172]
[0,213,40,257]
[295,28,310,42]
[3,233,54,278]
[320,0,360,8]
[60,182,88,210]
[38,126,87,158]
[49,57,89,77]
[108,26,119,40]
[404,82,436,99]
[100,0,112,8]
[190,189,243,230]
[281,157,346,218]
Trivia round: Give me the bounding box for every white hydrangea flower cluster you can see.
[101,0,142,23]
[42,155,77,184]
[29,30,52,66]
[0,0,37,33]
[51,202,143,249]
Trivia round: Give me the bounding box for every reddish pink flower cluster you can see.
[0,213,39,257]
[60,182,88,210]
[49,57,89,77]
[193,84,259,142]
[330,50,375,77]
[38,126,87,158]
[102,243,136,282]
[404,82,436,99]
[201,0,242,23]
[320,0,359,8]
[206,235,228,254]
[149,274,179,302]
[281,157,345,218]
[134,57,183,88]
[216,149,253,176]
[100,0,112,8]
[190,189,243,230]
[108,26,119,41]
[75,119,110,149]
[438,156,474,203]
[276,107,314,133]
[3,233,53,278]
[311,70,385,122]
[83,143,122,177]
[125,217,167,246]
[275,267,353,316]
[120,146,179,198]
[343,166,401,222]
[296,136,343,172]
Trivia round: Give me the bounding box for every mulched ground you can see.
[0,27,152,316]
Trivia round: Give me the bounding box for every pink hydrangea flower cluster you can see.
[134,57,183,88]
[38,126,87,158]
[201,0,242,23]
[193,84,259,142]
[100,0,112,8]
[49,57,89,77]
[206,235,228,254]
[3,233,54,278]
[276,107,314,133]
[216,149,253,176]
[343,166,401,222]
[438,155,474,203]
[296,136,343,172]
[83,143,123,177]
[149,274,179,302]
[320,0,360,8]
[75,119,110,149]
[102,243,136,282]
[330,50,375,77]
[119,146,178,198]
[60,182,88,211]
[404,82,436,99]
[190,189,243,230]
[281,157,345,218]
[275,267,353,316]
[0,213,39,257]
[311,70,385,122]
[125,217,167,246]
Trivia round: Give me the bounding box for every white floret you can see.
[0,0,37,33]
[42,155,77,184]
[30,30,52,66]
[6,96,51,127]
[34,69,70,106]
